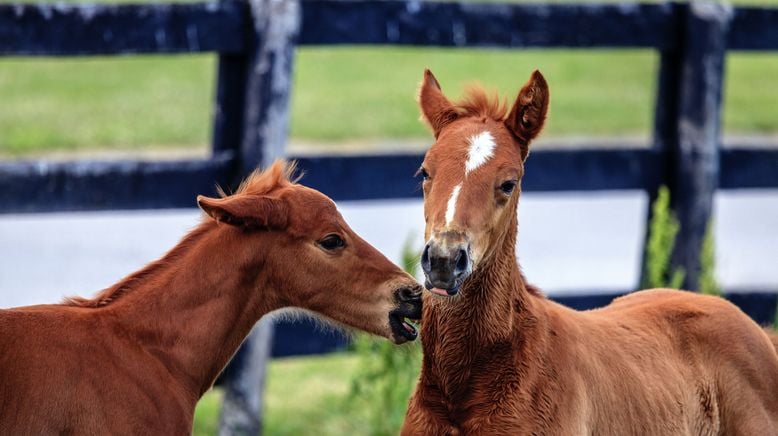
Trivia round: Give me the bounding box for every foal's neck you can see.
[432,211,541,340]
[421,209,549,389]
[100,222,277,398]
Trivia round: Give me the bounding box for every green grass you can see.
[1,9,778,155]
[723,52,778,133]
[0,55,215,155]
[192,353,380,436]
[262,353,360,435]
[292,48,658,141]
[193,388,222,436]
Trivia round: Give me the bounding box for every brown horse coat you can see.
[0,161,422,434]
[402,70,778,435]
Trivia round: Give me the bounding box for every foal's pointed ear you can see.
[505,70,549,161]
[419,69,459,138]
[197,195,288,230]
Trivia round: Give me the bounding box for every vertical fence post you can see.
[211,52,248,158]
[217,1,300,435]
[670,1,731,291]
[641,41,683,288]
[237,0,300,172]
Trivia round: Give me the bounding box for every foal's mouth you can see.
[389,303,422,343]
[389,312,420,343]
[424,278,463,297]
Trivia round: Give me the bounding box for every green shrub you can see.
[699,222,722,296]
[642,186,685,289]
[642,186,724,296]
[346,237,422,435]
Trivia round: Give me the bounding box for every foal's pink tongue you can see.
[429,287,450,297]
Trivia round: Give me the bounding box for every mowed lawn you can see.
[192,352,384,436]
[1,46,777,156]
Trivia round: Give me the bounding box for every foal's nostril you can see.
[454,248,468,275]
[421,244,431,273]
[398,286,422,302]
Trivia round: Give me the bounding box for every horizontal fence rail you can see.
[4,1,776,55]
[729,6,778,50]
[298,1,681,49]
[0,0,247,55]
[4,146,778,211]
[0,153,234,212]
[293,148,667,201]
[720,148,778,189]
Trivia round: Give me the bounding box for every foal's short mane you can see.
[222,160,301,197]
[63,160,299,308]
[455,86,509,122]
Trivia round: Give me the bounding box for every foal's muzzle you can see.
[389,284,423,343]
[421,235,472,297]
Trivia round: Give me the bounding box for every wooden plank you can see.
[523,148,664,192]
[0,1,247,56]
[237,0,300,171]
[670,1,730,291]
[728,6,778,50]
[299,0,680,49]
[211,53,249,159]
[0,148,661,213]
[6,146,775,215]
[720,148,778,189]
[293,154,424,201]
[0,153,234,213]
[292,148,663,201]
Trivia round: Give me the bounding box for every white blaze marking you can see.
[465,131,496,175]
[445,184,462,226]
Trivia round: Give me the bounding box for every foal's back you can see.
[561,289,778,434]
[0,306,194,435]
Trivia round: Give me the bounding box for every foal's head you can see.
[197,161,422,343]
[416,70,549,297]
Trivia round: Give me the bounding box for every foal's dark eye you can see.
[417,167,430,181]
[319,234,345,251]
[500,180,517,194]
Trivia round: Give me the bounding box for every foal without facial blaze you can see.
[0,161,422,435]
[402,70,778,435]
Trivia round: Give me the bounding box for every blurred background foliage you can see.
[640,186,721,295]
[2,9,778,157]
[641,186,685,290]
[3,48,778,156]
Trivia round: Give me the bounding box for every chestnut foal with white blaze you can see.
[402,70,778,435]
[0,161,421,434]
